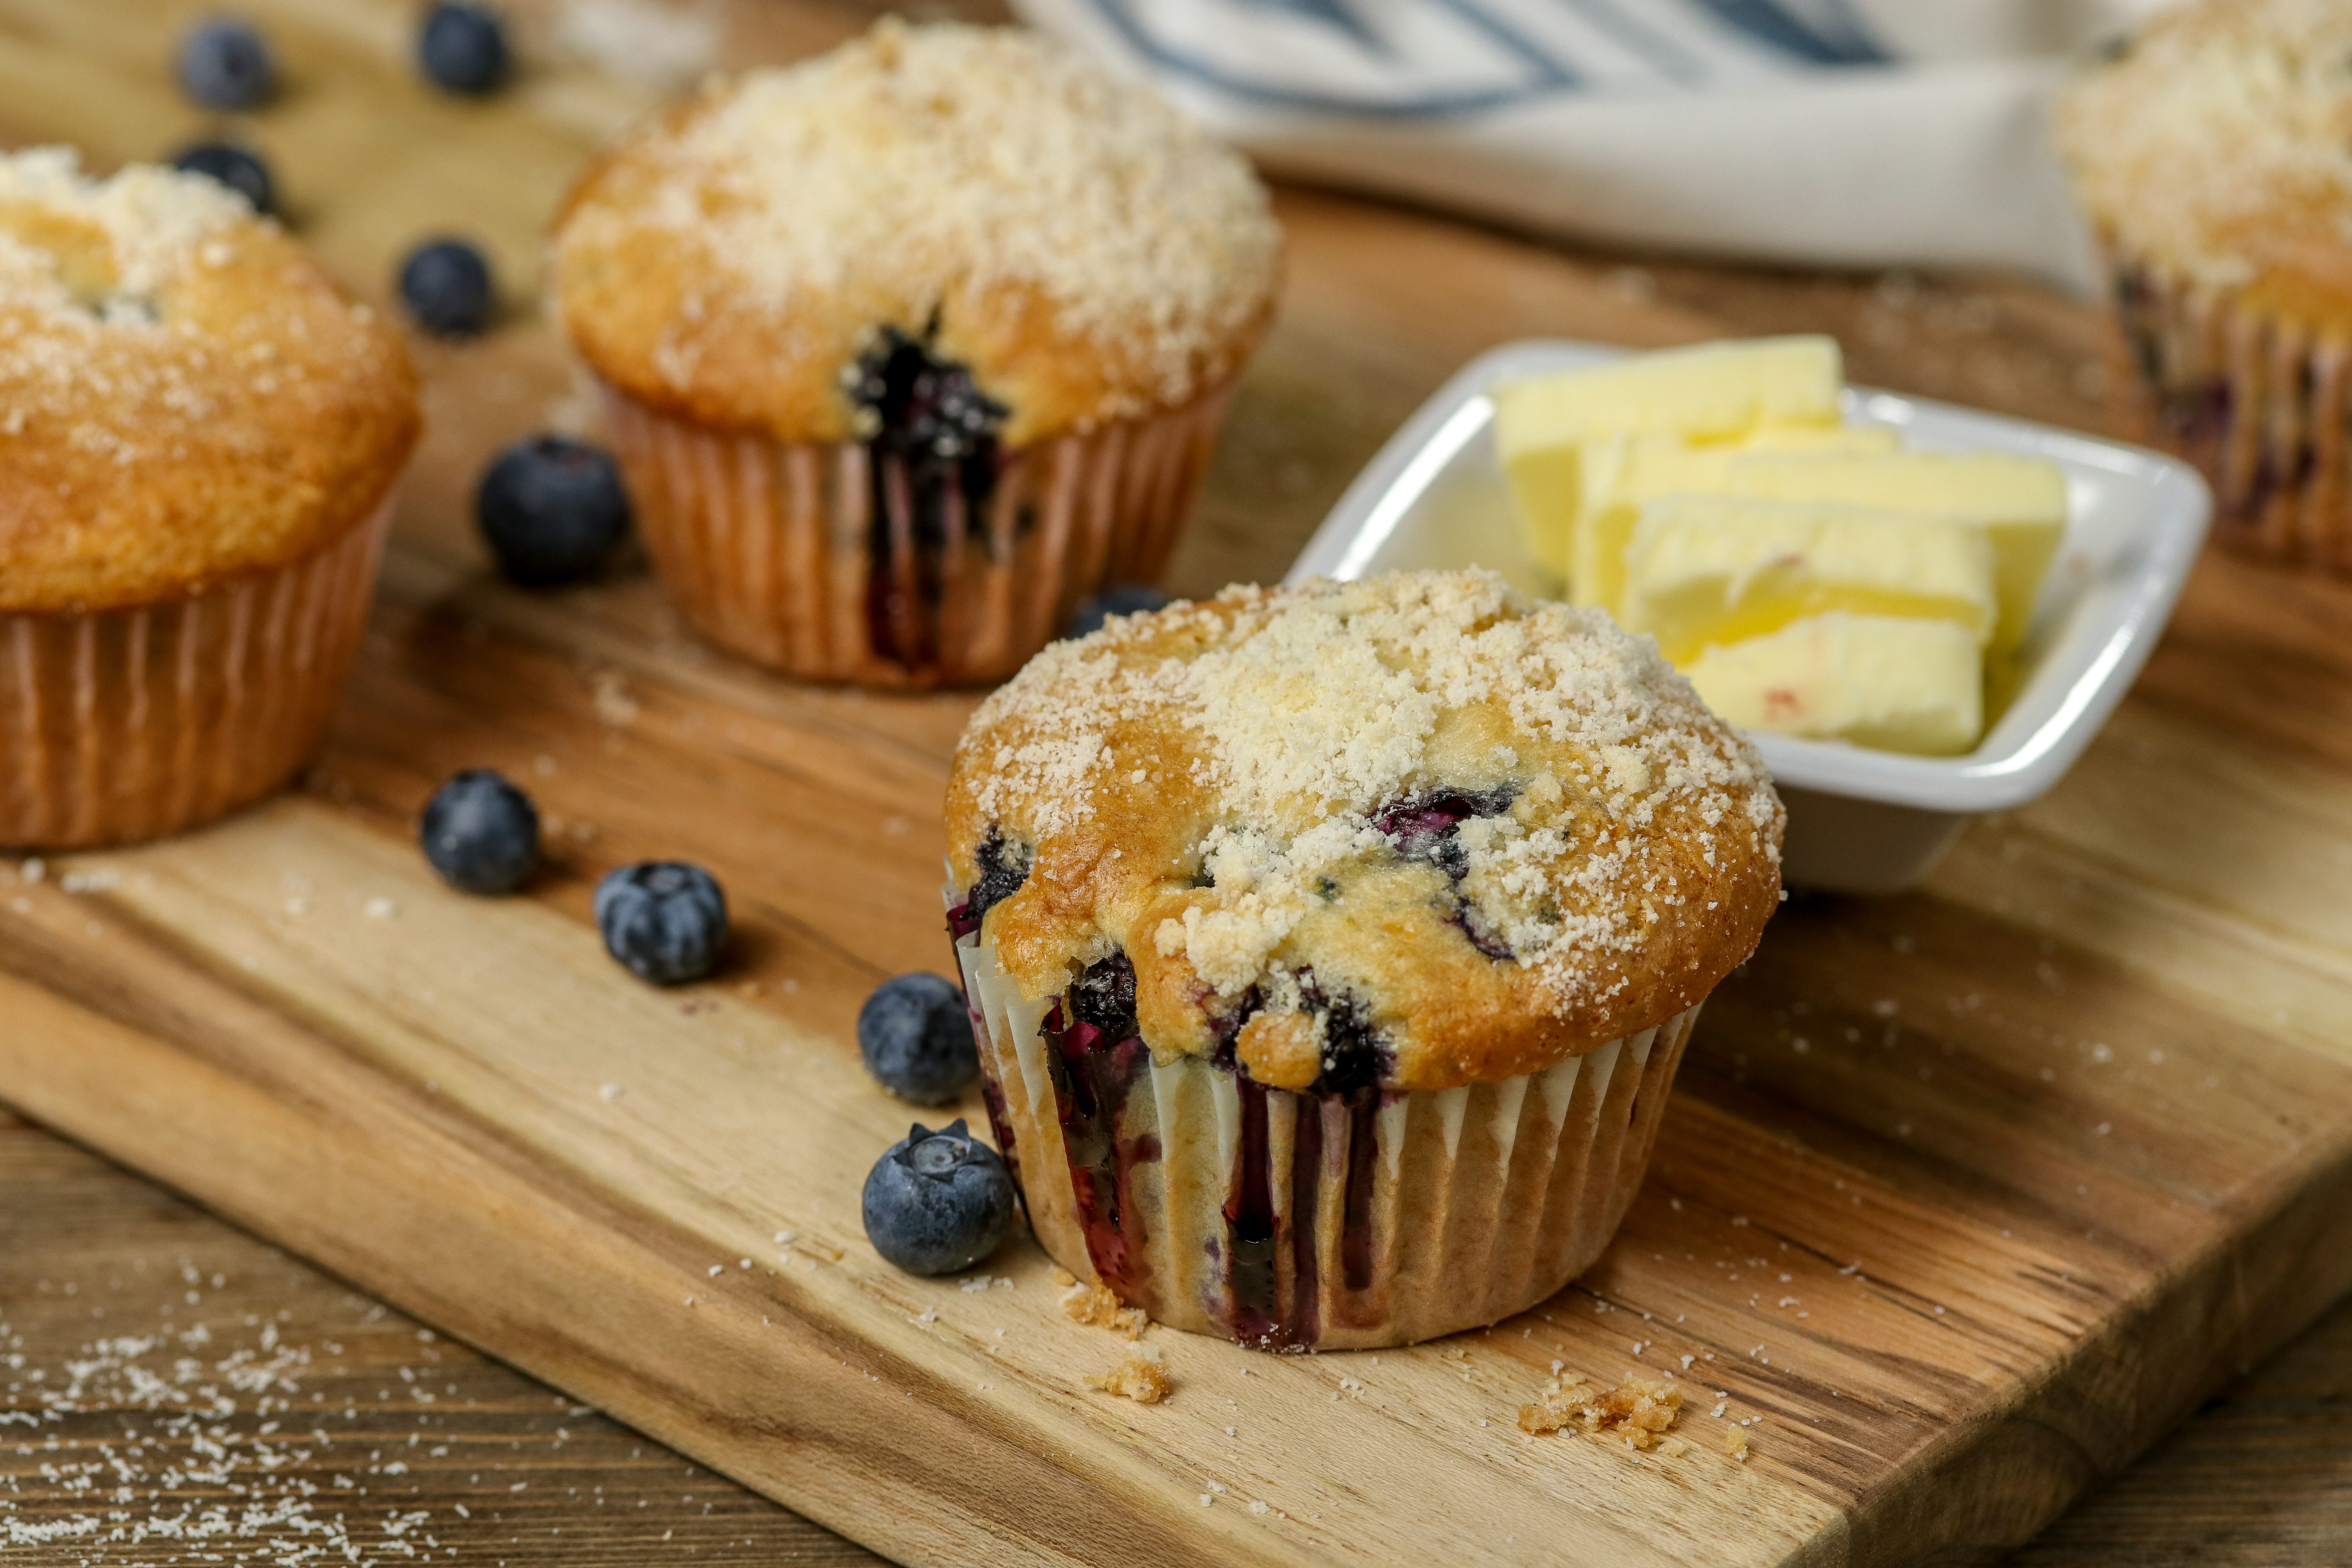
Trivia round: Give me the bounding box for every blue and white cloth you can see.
[1012,0,2176,288]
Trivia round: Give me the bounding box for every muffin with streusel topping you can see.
[944,569,1784,1349]
[0,148,418,848]
[550,18,1281,688]
[2059,0,2352,567]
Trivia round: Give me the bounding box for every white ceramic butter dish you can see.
[1285,339,2212,893]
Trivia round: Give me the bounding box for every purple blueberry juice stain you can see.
[1224,1075,1280,1346]
[1208,971,1399,1345]
[977,1051,1022,1189]
[1286,1093,1323,1347]
[1041,951,1160,1296]
[846,325,1008,670]
[2161,378,2232,449]
[1340,1092,1381,1293]
[948,828,1034,1188]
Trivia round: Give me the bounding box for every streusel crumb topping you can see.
[2060,0,2352,306]
[552,20,1280,442]
[945,570,1783,1093]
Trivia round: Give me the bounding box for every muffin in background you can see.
[943,570,1784,1350]
[550,19,1282,689]
[2058,0,2352,568]
[0,148,418,849]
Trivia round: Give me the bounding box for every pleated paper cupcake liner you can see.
[603,381,1235,690]
[2109,250,2352,569]
[949,905,1697,1350]
[0,496,391,849]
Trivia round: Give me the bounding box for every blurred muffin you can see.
[551,19,1282,688]
[2060,0,2352,566]
[943,569,1784,1348]
[0,149,418,848]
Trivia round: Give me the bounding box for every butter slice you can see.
[1703,451,2065,652]
[1622,496,1997,665]
[1571,424,1903,615]
[1493,336,1846,573]
[1686,613,1985,756]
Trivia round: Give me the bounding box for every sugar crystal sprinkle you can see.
[955,570,1783,1048]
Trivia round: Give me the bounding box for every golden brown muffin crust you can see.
[550,19,1281,447]
[2059,0,2352,319]
[945,570,1785,1093]
[0,150,420,615]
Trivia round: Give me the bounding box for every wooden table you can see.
[9,2,2352,1564]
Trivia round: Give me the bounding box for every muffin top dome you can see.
[0,149,420,614]
[2059,0,2352,317]
[945,570,1785,1094]
[550,19,1282,447]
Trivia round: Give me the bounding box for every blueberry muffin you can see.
[2059,0,2352,566]
[944,569,1784,1349]
[0,148,418,848]
[550,19,1282,688]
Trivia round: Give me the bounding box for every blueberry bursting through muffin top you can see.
[944,570,1787,1097]
[841,321,1010,665]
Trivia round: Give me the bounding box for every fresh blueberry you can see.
[419,769,539,895]
[476,436,631,586]
[171,142,273,215]
[397,238,494,338]
[595,862,728,985]
[862,1119,1018,1276]
[858,973,980,1105]
[417,3,510,95]
[176,16,273,111]
[1066,584,1170,639]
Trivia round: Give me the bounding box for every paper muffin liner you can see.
[2107,249,2352,568]
[948,906,1697,1350]
[602,381,1236,689]
[0,495,391,849]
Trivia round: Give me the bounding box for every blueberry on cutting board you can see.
[858,974,980,1105]
[176,16,273,110]
[862,1120,1017,1276]
[596,862,728,985]
[419,770,539,895]
[417,2,510,95]
[397,238,494,337]
[477,436,631,586]
[172,143,274,214]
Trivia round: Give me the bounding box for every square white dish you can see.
[1285,339,2213,893]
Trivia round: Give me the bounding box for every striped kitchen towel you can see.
[1011,0,2177,287]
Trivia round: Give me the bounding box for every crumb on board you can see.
[1518,1375,1684,1450]
[1085,1343,1171,1403]
[1060,1277,1147,1338]
[1724,1426,1750,1461]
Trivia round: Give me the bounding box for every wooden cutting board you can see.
[12,3,2352,1565]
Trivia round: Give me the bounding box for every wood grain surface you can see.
[13,1084,2352,1567]
[10,2,2352,1566]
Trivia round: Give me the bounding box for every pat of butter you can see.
[1572,424,1902,615]
[1685,613,1985,756]
[1694,450,2065,652]
[1622,496,1998,665]
[1493,336,1845,573]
